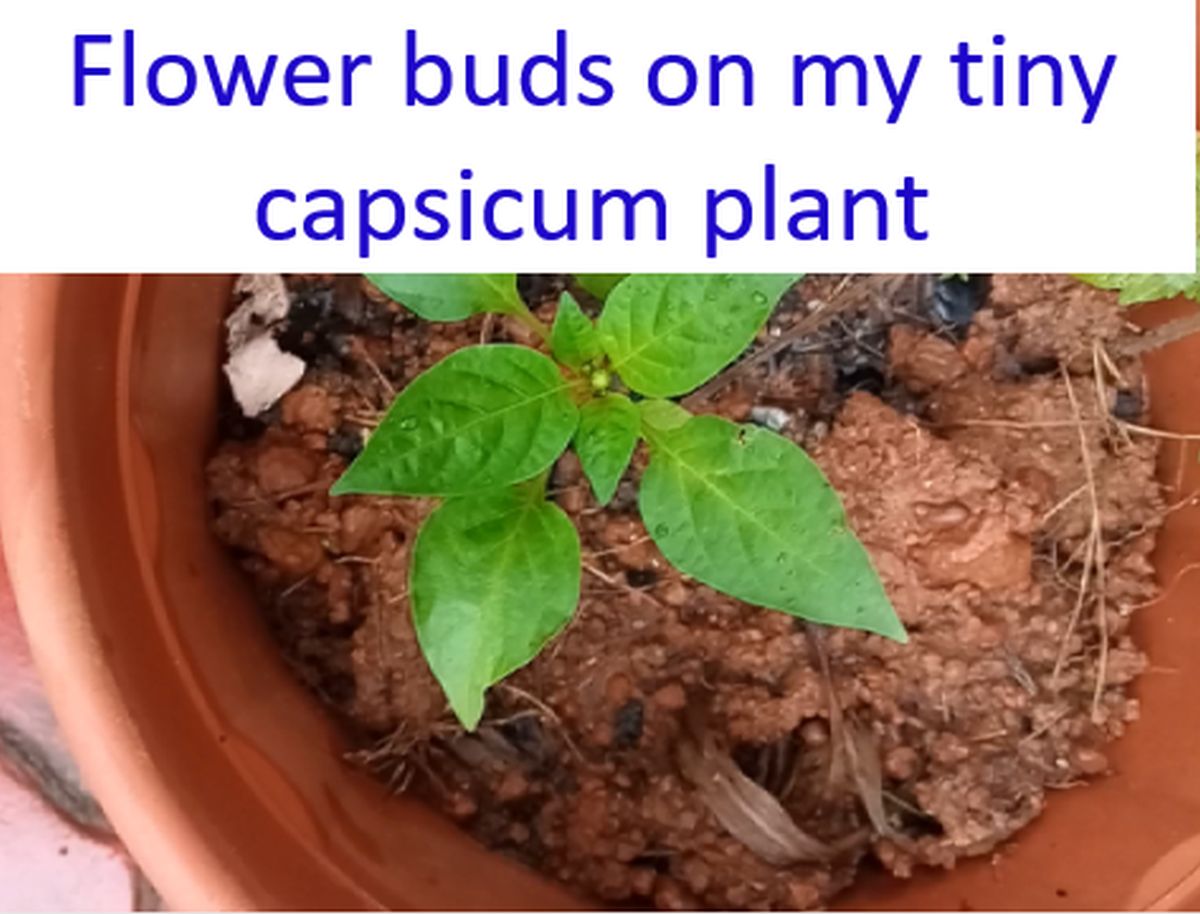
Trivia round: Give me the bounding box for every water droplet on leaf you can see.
[397,416,418,431]
[654,523,670,538]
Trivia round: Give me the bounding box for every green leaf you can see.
[331,345,578,497]
[576,274,628,300]
[1076,270,1200,306]
[575,394,640,505]
[639,398,692,433]
[597,274,802,397]
[366,274,524,321]
[639,415,905,641]
[411,486,581,729]
[551,292,603,371]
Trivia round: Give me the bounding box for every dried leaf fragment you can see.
[676,712,833,866]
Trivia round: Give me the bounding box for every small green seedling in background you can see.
[333,273,905,729]
[1077,137,1200,305]
[1077,272,1200,306]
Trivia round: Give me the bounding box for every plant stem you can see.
[523,466,554,499]
[507,301,551,342]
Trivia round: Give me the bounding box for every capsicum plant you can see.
[332,274,904,728]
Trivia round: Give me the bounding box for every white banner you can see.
[0,0,1193,272]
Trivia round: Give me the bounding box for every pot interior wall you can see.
[66,277,1200,908]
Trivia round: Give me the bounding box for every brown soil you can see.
[206,274,1163,910]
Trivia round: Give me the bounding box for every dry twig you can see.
[1115,310,1200,358]
[497,683,583,761]
[1060,366,1109,719]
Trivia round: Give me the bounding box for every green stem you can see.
[521,465,554,500]
[506,300,551,342]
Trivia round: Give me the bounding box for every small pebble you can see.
[749,406,792,432]
[281,385,337,432]
[679,857,711,893]
[654,876,696,911]
[885,745,921,780]
[256,527,323,577]
[495,769,530,803]
[652,683,688,711]
[1071,746,1109,776]
[446,792,478,821]
[605,673,634,706]
[660,581,690,607]
[254,445,319,493]
[799,718,830,747]
[630,867,657,897]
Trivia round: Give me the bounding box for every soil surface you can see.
[207,274,1163,910]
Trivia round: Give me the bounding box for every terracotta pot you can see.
[1,275,1199,910]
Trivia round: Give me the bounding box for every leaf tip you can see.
[329,472,356,498]
[871,607,908,644]
[590,480,618,508]
[453,695,485,732]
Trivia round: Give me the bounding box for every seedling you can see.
[1077,137,1200,305]
[1077,271,1200,306]
[332,274,905,728]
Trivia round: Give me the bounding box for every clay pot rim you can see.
[3,274,1200,911]
[0,275,257,909]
